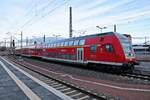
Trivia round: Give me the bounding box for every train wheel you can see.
[127,63,134,73]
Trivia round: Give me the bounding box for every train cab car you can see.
[114,33,137,69]
[20,32,138,70]
[115,33,138,69]
[83,32,137,70]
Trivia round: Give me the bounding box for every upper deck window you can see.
[69,41,74,46]
[56,43,58,47]
[59,42,62,47]
[79,40,85,45]
[45,44,47,48]
[73,40,79,46]
[55,43,57,47]
[51,43,54,47]
[61,42,64,46]
[57,42,61,47]
[64,41,69,46]
[54,43,56,47]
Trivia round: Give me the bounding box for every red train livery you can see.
[18,32,138,70]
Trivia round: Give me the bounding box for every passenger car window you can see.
[61,42,64,46]
[73,40,79,45]
[105,44,114,52]
[53,43,56,47]
[69,41,74,46]
[55,43,57,47]
[90,45,97,52]
[64,41,69,46]
[51,43,54,48]
[57,43,59,47]
[79,40,85,45]
[59,42,62,47]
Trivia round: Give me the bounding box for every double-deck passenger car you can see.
[18,32,138,70]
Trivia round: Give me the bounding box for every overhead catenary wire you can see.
[11,0,59,32]
[20,0,57,29]
[20,0,71,30]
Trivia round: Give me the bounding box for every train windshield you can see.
[115,33,135,58]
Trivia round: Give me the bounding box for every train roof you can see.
[52,32,115,43]
[72,32,114,39]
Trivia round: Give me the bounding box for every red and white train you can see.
[17,32,138,70]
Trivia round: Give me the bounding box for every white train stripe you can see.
[0,61,41,100]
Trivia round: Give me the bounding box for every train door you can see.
[77,48,84,61]
[89,45,97,61]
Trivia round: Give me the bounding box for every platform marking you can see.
[0,61,41,100]
[1,57,73,100]
[20,60,150,92]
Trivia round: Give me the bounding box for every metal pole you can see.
[26,37,28,46]
[12,40,15,56]
[145,36,146,55]
[10,36,13,55]
[10,36,12,48]
[4,39,6,47]
[69,6,72,38]
[21,31,23,49]
[114,24,116,32]
[20,31,23,56]
[43,35,45,43]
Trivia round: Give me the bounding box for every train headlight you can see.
[130,58,132,61]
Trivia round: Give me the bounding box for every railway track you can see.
[7,57,117,100]
[11,55,150,83]
[19,56,150,82]
[121,73,150,81]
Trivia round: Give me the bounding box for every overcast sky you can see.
[0,0,150,44]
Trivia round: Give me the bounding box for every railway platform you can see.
[0,56,73,100]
